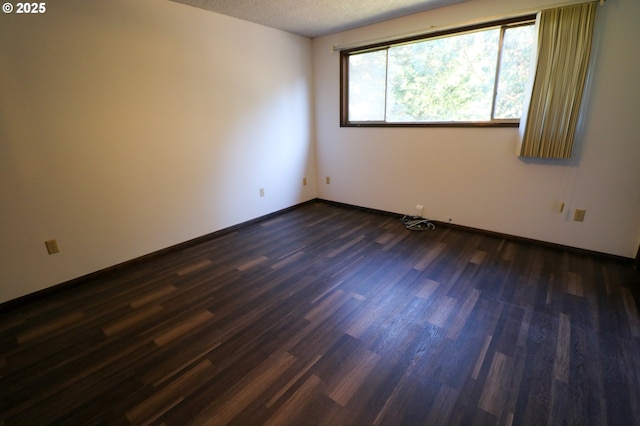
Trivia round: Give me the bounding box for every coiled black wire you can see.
[401,215,435,231]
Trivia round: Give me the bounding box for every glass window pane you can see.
[348,50,387,121]
[386,29,500,122]
[494,25,535,119]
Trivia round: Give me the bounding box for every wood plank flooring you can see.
[1,201,639,425]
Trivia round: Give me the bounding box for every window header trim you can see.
[338,14,537,55]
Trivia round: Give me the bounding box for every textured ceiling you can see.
[169,0,468,38]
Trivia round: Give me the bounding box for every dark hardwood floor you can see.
[1,201,639,425]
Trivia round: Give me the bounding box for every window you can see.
[340,16,536,127]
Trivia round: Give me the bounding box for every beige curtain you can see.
[519,2,598,159]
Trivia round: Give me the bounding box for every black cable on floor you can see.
[401,215,435,231]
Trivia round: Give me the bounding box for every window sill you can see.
[340,121,520,128]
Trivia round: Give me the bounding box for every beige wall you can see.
[1,0,638,304]
[0,0,316,303]
[313,0,640,258]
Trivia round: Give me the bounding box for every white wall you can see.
[313,0,640,258]
[0,0,316,303]
[1,0,638,304]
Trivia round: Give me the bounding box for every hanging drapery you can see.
[518,2,598,159]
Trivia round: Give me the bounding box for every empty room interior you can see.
[1,0,639,424]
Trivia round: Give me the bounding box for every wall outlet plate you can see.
[45,239,60,255]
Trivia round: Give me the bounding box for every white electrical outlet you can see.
[416,205,423,217]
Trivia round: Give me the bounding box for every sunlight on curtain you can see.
[518,2,598,159]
